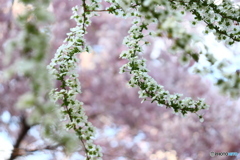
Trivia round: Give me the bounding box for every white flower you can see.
[200,118,204,122]
[214,0,223,5]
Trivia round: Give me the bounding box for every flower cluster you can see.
[120,17,209,121]
[48,2,102,159]
[169,0,239,44]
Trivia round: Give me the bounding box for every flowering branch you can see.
[48,2,102,159]
[120,17,208,121]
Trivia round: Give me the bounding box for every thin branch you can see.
[9,116,31,160]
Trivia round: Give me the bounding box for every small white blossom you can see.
[214,0,223,5]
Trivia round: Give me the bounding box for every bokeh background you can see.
[0,0,240,160]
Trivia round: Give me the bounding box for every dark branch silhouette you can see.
[9,116,31,160]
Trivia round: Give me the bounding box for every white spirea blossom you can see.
[47,1,102,159]
[118,7,209,121]
[214,0,223,5]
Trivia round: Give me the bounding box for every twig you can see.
[9,116,31,160]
